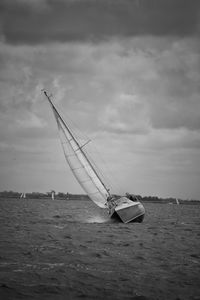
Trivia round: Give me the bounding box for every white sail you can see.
[44,91,109,208]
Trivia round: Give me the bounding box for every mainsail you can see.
[43,91,109,208]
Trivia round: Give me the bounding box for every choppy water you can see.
[0,198,200,300]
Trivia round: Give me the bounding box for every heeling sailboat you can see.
[43,90,145,223]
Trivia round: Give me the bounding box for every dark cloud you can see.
[0,0,199,44]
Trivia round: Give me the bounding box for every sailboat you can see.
[43,90,145,223]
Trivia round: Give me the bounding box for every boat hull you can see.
[111,197,145,223]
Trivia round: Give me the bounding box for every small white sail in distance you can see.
[43,90,109,208]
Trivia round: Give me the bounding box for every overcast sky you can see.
[0,0,200,199]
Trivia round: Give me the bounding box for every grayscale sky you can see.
[0,0,200,199]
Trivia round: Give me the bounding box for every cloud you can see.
[0,0,199,44]
[100,93,150,134]
[1,36,200,134]
[15,112,47,129]
[0,33,200,198]
[146,39,200,131]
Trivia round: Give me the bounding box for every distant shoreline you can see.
[0,195,200,205]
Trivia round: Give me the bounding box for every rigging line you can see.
[52,104,109,195]
[58,115,105,189]
[57,116,106,200]
[95,151,121,194]
[79,137,114,193]
[43,90,110,198]
[45,90,90,145]
[62,125,108,199]
[46,91,107,191]
[59,108,91,144]
[75,140,91,152]
[86,144,117,193]
[81,132,117,193]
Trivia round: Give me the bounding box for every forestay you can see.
[45,91,109,208]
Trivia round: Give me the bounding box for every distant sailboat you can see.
[43,90,145,223]
[51,190,55,200]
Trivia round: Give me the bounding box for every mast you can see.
[43,90,110,197]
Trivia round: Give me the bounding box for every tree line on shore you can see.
[0,190,199,204]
